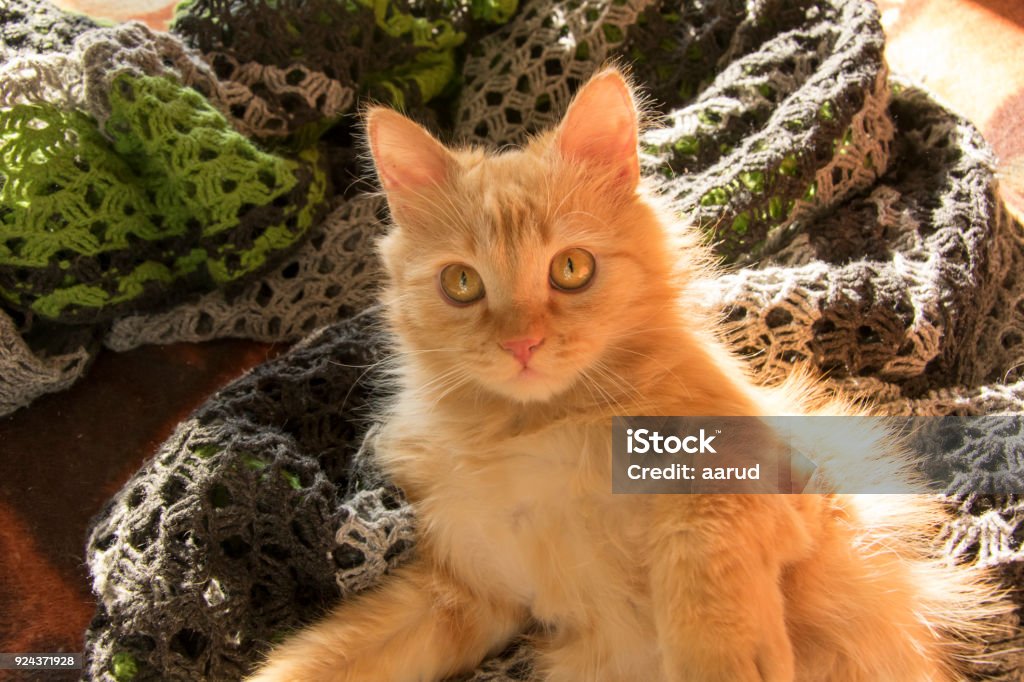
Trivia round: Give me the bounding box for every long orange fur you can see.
[248,68,1007,682]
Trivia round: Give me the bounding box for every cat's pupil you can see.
[567,258,575,274]
[459,271,467,289]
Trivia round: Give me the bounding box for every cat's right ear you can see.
[366,108,453,202]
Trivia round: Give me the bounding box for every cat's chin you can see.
[486,367,569,404]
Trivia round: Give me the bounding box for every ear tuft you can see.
[555,68,640,191]
[366,108,452,195]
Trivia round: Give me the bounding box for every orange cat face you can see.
[368,70,689,404]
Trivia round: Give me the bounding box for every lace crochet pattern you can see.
[0,74,328,323]
[103,194,387,351]
[702,83,1024,405]
[457,0,893,264]
[0,0,96,59]
[171,0,488,123]
[86,312,410,681]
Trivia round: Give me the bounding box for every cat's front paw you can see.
[245,641,372,682]
[246,629,423,682]
[245,654,361,682]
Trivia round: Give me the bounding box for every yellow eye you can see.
[550,248,595,291]
[439,263,485,304]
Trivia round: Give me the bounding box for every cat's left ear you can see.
[555,68,640,192]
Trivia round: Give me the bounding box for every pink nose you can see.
[500,337,544,366]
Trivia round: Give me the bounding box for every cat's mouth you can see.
[482,360,566,403]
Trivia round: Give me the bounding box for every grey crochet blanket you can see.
[1,0,1019,679]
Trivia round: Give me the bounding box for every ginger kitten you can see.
[248,68,1006,682]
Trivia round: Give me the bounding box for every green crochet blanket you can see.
[0,76,325,322]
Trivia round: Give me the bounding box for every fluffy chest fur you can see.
[379,419,652,626]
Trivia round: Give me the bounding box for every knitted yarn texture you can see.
[0,74,327,323]
[173,0,471,111]
[0,0,96,58]
[86,310,407,681]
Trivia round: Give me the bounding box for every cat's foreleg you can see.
[246,557,527,682]
[648,500,797,682]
